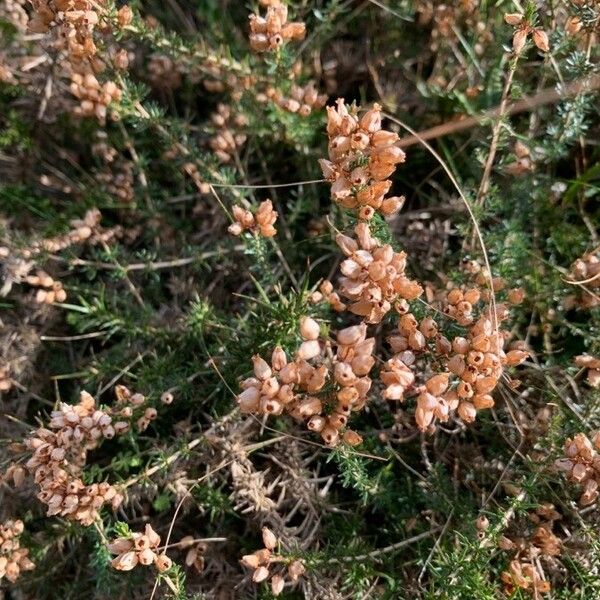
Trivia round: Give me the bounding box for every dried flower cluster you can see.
[248,0,306,53]
[319,100,406,220]
[38,208,115,253]
[316,279,347,312]
[0,209,121,299]
[236,318,373,446]
[241,527,305,596]
[147,54,183,90]
[228,200,278,238]
[209,104,248,163]
[202,66,255,100]
[69,73,122,121]
[416,1,492,55]
[499,505,562,596]
[565,249,600,310]
[109,524,172,572]
[20,390,127,525]
[95,159,135,203]
[326,223,422,323]
[383,288,527,430]
[26,271,67,305]
[504,12,550,54]
[28,0,127,121]
[575,354,600,388]
[177,536,207,574]
[501,560,550,596]
[265,82,327,117]
[7,385,155,526]
[556,432,600,506]
[0,520,35,583]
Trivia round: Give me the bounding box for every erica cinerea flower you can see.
[241,527,305,596]
[228,200,278,238]
[0,520,35,583]
[556,432,600,506]
[331,222,423,323]
[320,100,406,220]
[504,12,550,54]
[248,0,306,53]
[235,319,373,446]
[5,386,160,526]
[109,524,172,572]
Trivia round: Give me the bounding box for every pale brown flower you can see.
[320,100,406,219]
[0,520,35,583]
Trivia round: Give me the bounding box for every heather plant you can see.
[1,0,600,598]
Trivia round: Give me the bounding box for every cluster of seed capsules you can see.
[108,524,172,572]
[22,390,126,525]
[501,558,550,596]
[95,158,135,203]
[248,0,306,53]
[228,200,278,238]
[28,1,131,122]
[0,209,120,305]
[69,72,121,122]
[0,520,35,583]
[236,318,374,446]
[380,281,528,431]
[35,208,107,253]
[13,386,158,525]
[208,103,248,163]
[28,0,105,52]
[264,82,327,117]
[240,527,305,597]
[556,432,600,506]
[326,222,423,324]
[319,99,406,220]
[25,270,67,304]
[497,504,562,595]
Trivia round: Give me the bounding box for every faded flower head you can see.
[320,100,406,220]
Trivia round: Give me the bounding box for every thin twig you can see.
[396,74,600,149]
[325,527,443,563]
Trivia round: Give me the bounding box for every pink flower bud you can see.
[154,553,172,572]
[252,355,272,380]
[253,566,270,582]
[271,346,287,370]
[532,29,549,52]
[298,340,321,360]
[458,402,477,423]
[111,551,138,571]
[300,317,320,340]
[336,233,359,255]
[359,104,381,132]
[262,527,278,550]
[271,573,285,596]
[237,387,260,413]
[297,397,322,417]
